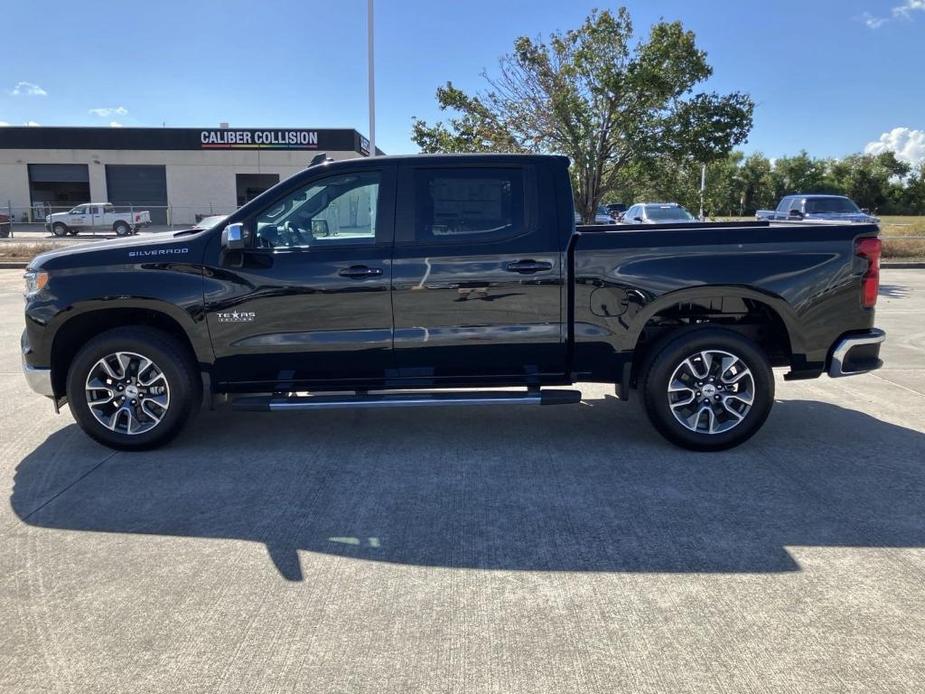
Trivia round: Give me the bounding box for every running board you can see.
[232,389,582,412]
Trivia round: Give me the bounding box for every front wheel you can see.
[52,223,68,237]
[641,328,774,451]
[66,327,201,450]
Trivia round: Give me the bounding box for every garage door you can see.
[105,165,168,224]
[28,164,90,209]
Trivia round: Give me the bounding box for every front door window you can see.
[254,172,380,249]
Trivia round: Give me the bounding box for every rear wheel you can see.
[641,327,774,451]
[114,221,131,236]
[52,223,68,237]
[66,327,200,450]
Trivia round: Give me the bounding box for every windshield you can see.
[596,206,610,216]
[804,197,861,214]
[645,205,695,221]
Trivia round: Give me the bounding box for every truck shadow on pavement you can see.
[11,397,925,581]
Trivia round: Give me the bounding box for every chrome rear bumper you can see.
[828,329,886,377]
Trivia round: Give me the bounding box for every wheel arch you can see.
[627,285,802,385]
[50,304,208,397]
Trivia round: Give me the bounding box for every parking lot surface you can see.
[1,268,923,693]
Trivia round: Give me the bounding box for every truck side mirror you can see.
[788,210,804,219]
[221,223,246,250]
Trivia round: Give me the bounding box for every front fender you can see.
[26,263,211,368]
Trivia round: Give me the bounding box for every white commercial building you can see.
[0,126,374,225]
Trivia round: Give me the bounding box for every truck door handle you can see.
[338,265,383,279]
[505,259,553,274]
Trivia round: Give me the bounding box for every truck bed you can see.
[569,220,879,381]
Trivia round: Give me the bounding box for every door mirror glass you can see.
[222,222,246,250]
[788,209,804,219]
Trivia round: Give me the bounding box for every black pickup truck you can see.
[22,154,885,451]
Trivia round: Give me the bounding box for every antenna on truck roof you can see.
[308,153,333,167]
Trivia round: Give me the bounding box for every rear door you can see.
[390,160,566,384]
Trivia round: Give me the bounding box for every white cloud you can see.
[109,121,123,127]
[89,106,128,117]
[862,0,925,28]
[25,121,40,127]
[10,81,47,96]
[0,121,9,126]
[894,0,925,17]
[865,127,925,166]
[862,12,889,27]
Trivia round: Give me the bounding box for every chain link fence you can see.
[1,202,238,241]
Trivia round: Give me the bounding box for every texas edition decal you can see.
[215,310,256,323]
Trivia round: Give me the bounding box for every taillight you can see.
[856,237,881,309]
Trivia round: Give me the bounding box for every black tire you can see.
[0,225,10,239]
[52,222,69,237]
[114,221,131,236]
[66,327,201,451]
[641,327,774,451]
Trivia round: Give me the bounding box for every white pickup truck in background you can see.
[45,203,152,237]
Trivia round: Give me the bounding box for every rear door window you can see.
[412,168,527,243]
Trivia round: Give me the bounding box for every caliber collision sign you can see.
[0,126,364,152]
[200,129,320,149]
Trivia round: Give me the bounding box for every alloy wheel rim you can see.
[84,351,170,435]
[666,349,755,435]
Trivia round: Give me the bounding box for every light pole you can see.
[367,0,376,157]
[699,163,706,221]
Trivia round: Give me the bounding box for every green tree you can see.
[411,8,753,223]
[900,163,925,215]
[827,152,910,212]
[738,153,775,214]
[770,151,829,199]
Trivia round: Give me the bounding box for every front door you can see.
[69,205,89,228]
[390,162,566,385]
[203,164,396,390]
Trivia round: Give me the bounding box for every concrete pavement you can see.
[1,269,923,693]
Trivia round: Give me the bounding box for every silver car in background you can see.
[624,203,698,224]
[575,205,618,224]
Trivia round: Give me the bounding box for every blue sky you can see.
[2,0,923,164]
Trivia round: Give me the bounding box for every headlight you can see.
[24,270,49,297]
